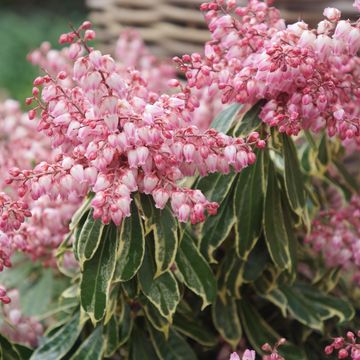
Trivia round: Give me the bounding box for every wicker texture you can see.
[87,0,359,57]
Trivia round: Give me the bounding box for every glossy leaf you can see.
[80,224,118,323]
[212,293,242,348]
[196,172,236,205]
[0,334,23,360]
[148,324,198,360]
[114,201,145,281]
[173,312,217,347]
[234,149,268,259]
[264,160,292,271]
[76,209,105,269]
[150,205,179,278]
[104,300,133,357]
[138,238,180,321]
[282,134,306,215]
[175,232,216,309]
[211,103,242,134]
[129,326,158,360]
[200,193,235,263]
[141,296,170,337]
[233,101,263,136]
[30,312,83,360]
[70,326,104,360]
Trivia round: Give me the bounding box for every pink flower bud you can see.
[183,144,196,163]
[143,174,159,194]
[224,145,237,164]
[178,204,191,222]
[153,189,169,209]
[93,175,110,192]
[70,165,85,183]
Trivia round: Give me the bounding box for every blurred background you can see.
[0,0,357,104]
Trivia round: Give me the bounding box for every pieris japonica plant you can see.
[0,0,359,359]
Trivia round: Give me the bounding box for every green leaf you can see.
[263,160,292,271]
[129,325,158,360]
[175,232,216,309]
[104,300,133,357]
[70,326,104,359]
[196,172,236,205]
[30,312,83,360]
[333,159,359,193]
[148,325,198,360]
[238,300,307,360]
[138,238,180,322]
[200,193,235,263]
[0,334,23,360]
[242,239,270,283]
[234,149,268,259]
[173,312,217,347]
[212,293,242,348]
[80,224,118,323]
[76,209,105,269]
[211,103,242,134]
[291,283,354,324]
[13,344,33,360]
[21,269,53,317]
[114,201,145,281]
[279,286,324,332]
[317,134,330,166]
[282,134,306,215]
[141,296,170,337]
[151,206,179,278]
[233,101,263,136]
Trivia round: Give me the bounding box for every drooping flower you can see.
[11,22,264,227]
[178,0,360,144]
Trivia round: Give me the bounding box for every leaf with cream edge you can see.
[30,312,84,360]
[147,324,198,360]
[200,190,236,263]
[282,134,306,216]
[264,160,292,271]
[211,103,242,134]
[234,149,268,259]
[150,205,179,278]
[70,326,105,360]
[175,231,217,309]
[138,237,180,322]
[80,224,118,323]
[173,312,217,347]
[212,293,242,348]
[141,296,170,337]
[233,100,263,137]
[76,209,105,269]
[113,201,145,281]
[104,299,133,357]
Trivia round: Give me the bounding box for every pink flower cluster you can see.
[0,100,80,303]
[178,0,360,144]
[305,196,360,283]
[8,22,263,226]
[0,288,43,347]
[325,331,360,359]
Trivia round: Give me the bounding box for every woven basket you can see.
[86,0,359,57]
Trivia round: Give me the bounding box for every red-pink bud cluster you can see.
[179,0,360,144]
[13,23,263,226]
[305,196,360,283]
[325,331,360,359]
